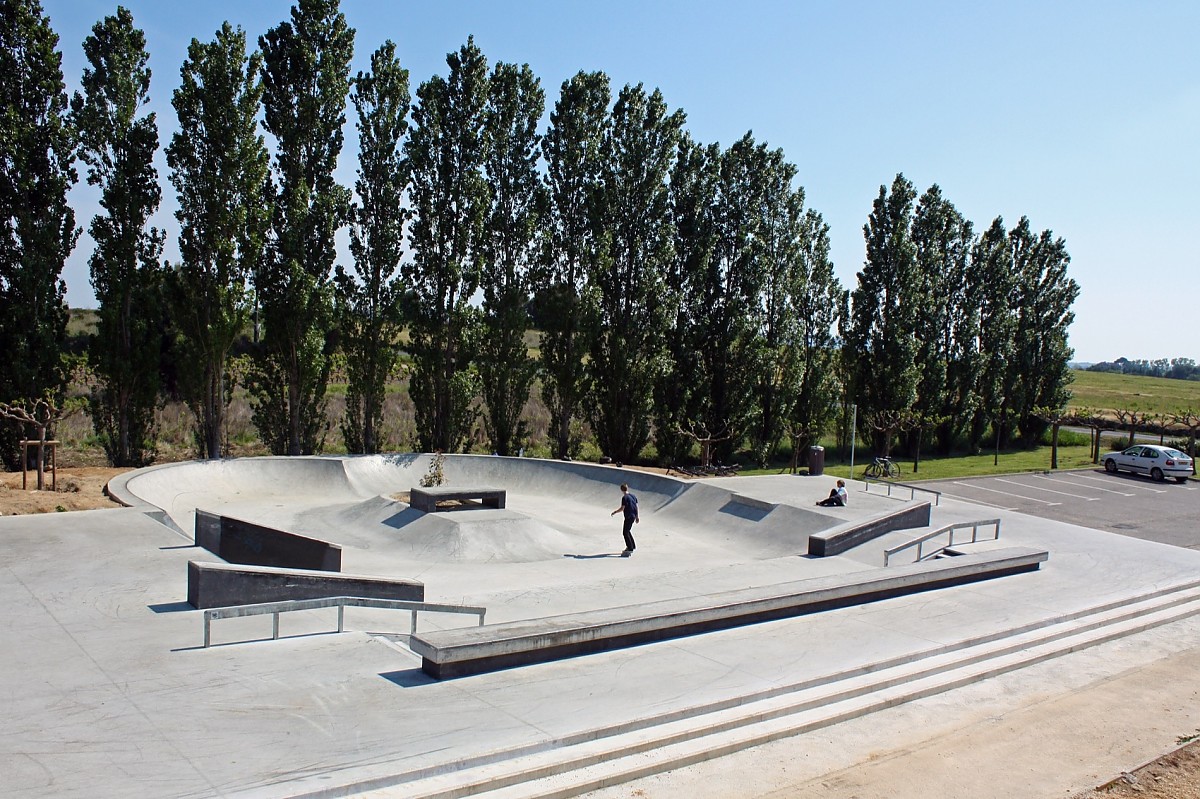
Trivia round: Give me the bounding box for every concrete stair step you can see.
[344,581,1200,799]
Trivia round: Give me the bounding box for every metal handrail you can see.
[202,596,486,648]
[861,476,942,505]
[883,519,1001,566]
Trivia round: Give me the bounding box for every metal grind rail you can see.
[862,476,942,505]
[202,596,486,648]
[884,519,1002,566]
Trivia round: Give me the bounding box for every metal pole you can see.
[994,396,1006,466]
[849,404,857,479]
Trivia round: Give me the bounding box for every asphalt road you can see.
[916,468,1200,551]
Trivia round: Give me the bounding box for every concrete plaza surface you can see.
[1,454,1198,798]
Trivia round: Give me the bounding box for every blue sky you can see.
[40,0,1200,363]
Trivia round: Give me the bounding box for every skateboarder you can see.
[610,483,639,556]
[816,479,848,507]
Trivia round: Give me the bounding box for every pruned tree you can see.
[675,420,733,468]
[253,0,354,455]
[0,0,78,469]
[72,6,164,467]
[403,37,490,452]
[1112,407,1150,447]
[1072,406,1112,464]
[166,22,269,459]
[0,394,79,489]
[477,59,544,455]
[336,40,409,454]
[1170,408,1200,458]
[1033,405,1073,470]
[536,70,609,459]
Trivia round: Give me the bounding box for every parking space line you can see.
[995,478,1098,501]
[932,490,1017,511]
[1031,474,1136,496]
[1065,473,1167,493]
[951,481,1060,506]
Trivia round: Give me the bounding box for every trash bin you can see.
[808,445,825,476]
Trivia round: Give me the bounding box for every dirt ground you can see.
[1,463,1197,798]
[1070,737,1200,799]
[0,464,128,514]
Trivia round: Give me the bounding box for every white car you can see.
[1103,444,1194,483]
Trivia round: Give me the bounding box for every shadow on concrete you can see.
[717,501,770,521]
[149,601,194,613]
[380,669,437,688]
[563,552,625,559]
[382,508,424,529]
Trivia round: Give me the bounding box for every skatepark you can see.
[2,453,1199,798]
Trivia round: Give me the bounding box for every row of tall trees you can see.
[843,174,1079,461]
[2,0,1078,470]
[0,0,77,468]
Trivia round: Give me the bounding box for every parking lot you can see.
[918,469,1199,551]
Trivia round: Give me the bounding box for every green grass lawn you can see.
[739,443,1101,482]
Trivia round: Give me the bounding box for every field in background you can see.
[1068,369,1200,416]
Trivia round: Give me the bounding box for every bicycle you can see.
[863,456,900,479]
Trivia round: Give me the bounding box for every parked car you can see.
[1103,444,1194,483]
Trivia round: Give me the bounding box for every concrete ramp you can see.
[376,508,586,563]
[111,455,858,565]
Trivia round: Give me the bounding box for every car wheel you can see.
[1150,467,1164,482]
[1104,459,1117,473]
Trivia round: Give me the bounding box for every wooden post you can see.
[19,439,58,491]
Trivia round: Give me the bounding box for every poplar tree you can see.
[1008,217,1078,443]
[910,185,977,455]
[537,70,609,459]
[842,174,920,455]
[404,37,490,452]
[72,6,164,467]
[477,60,544,455]
[254,0,354,455]
[967,217,1016,451]
[166,23,269,459]
[0,0,77,468]
[656,133,719,463]
[689,133,775,462]
[768,208,843,465]
[588,84,684,463]
[336,41,409,454]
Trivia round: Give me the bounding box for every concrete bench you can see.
[409,546,1048,679]
[807,501,932,557]
[410,486,506,512]
[187,560,424,609]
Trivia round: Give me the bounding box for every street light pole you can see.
[994,395,1006,466]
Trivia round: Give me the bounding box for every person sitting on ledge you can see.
[816,479,848,507]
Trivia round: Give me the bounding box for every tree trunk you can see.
[1050,423,1060,470]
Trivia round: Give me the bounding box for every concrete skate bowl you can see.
[110,454,845,565]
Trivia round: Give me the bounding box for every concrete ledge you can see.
[187,560,424,609]
[410,486,506,512]
[195,509,341,571]
[410,546,1048,679]
[808,501,932,557]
